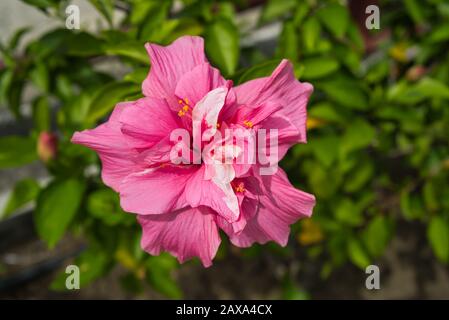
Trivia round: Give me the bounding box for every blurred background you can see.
[1,0,449,299]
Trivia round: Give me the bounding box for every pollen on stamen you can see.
[243,120,253,128]
[234,182,245,193]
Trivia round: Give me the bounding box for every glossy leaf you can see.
[205,19,240,76]
[35,179,85,248]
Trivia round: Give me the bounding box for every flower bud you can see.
[406,65,427,82]
[37,131,58,163]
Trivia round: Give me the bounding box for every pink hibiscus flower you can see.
[72,36,315,267]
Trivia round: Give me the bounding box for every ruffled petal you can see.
[137,206,221,267]
[119,165,196,215]
[228,169,315,247]
[234,59,313,143]
[71,102,137,192]
[119,97,180,150]
[142,36,207,108]
[175,63,228,107]
[185,166,239,222]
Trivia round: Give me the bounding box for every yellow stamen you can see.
[243,120,253,128]
[177,97,191,117]
[234,182,245,193]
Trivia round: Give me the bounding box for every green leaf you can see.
[308,102,346,123]
[404,0,425,24]
[302,17,321,52]
[414,77,449,99]
[301,56,339,79]
[161,18,203,44]
[8,27,30,50]
[205,18,239,76]
[87,188,132,226]
[347,237,371,269]
[423,180,438,211]
[27,28,71,60]
[146,254,182,298]
[319,79,368,110]
[309,135,340,167]
[2,178,40,219]
[362,216,393,258]
[89,0,114,27]
[276,21,298,62]
[30,62,49,92]
[35,179,85,248]
[428,23,449,43]
[124,68,148,84]
[20,0,59,10]
[103,42,149,64]
[0,70,13,105]
[137,1,171,41]
[32,96,50,133]
[335,198,363,226]
[344,161,374,193]
[282,278,310,300]
[0,136,37,168]
[236,59,281,84]
[67,32,105,57]
[388,77,449,105]
[317,3,349,38]
[260,0,296,24]
[347,21,364,52]
[85,81,140,124]
[400,190,425,220]
[340,119,376,156]
[293,2,310,26]
[427,216,449,263]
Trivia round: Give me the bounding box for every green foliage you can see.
[35,179,86,248]
[1,178,40,219]
[205,18,240,76]
[427,217,449,263]
[0,136,38,168]
[2,0,449,298]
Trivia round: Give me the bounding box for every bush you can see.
[1,0,448,298]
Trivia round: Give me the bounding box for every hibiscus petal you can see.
[233,101,282,127]
[142,36,207,109]
[175,62,227,106]
[119,97,179,150]
[258,114,302,161]
[137,206,221,267]
[229,169,315,247]
[185,166,239,222]
[192,86,228,140]
[119,165,196,215]
[71,102,137,192]
[234,59,313,143]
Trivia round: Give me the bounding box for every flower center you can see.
[243,120,253,128]
[233,182,245,193]
[177,98,191,117]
